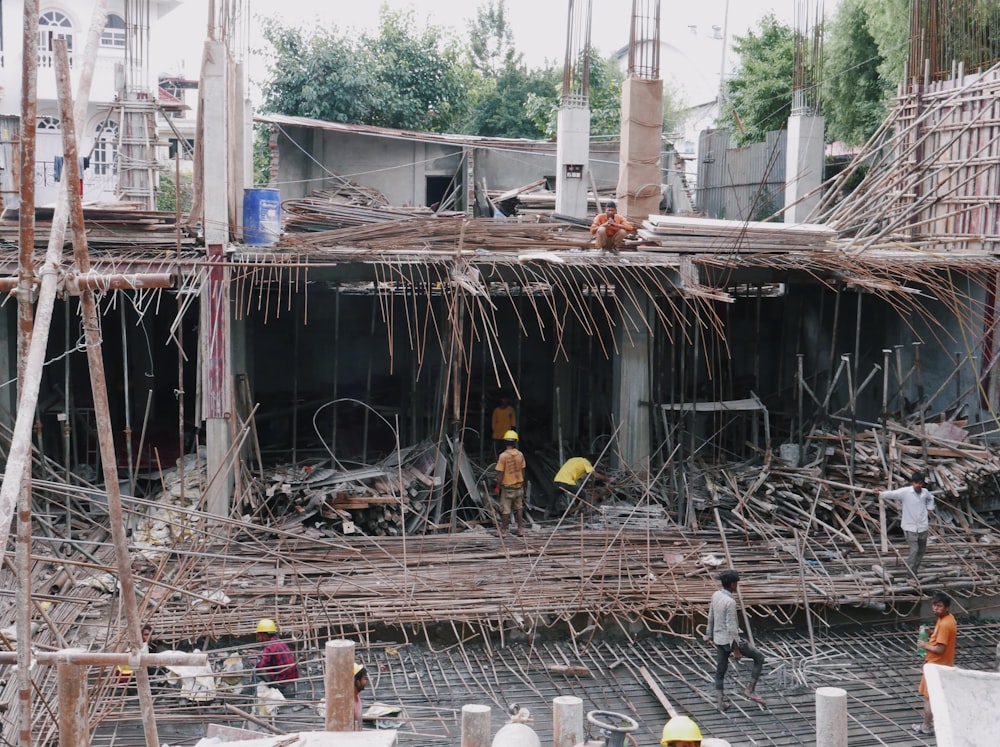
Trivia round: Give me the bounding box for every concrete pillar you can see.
[784,113,825,223]
[617,77,664,220]
[553,695,584,747]
[324,639,356,731]
[462,704,492,747]
[57,657,88,747]
[200,39,233,516]
[555,105,591,218]
[816,686,847,747]
[613,289,651,468]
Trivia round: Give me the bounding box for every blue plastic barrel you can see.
[243,188,282,245]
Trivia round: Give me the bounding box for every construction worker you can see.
[550,456,613,516]
[353,662,368,730]
[589,200,634,254]
[661,714,731,746]
[253,618,299,697]
[705,569,766,711]
[878,471,935,575]
[491,395,517,457]
[494,430,526,537]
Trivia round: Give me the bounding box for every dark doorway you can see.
[426,175,455,210]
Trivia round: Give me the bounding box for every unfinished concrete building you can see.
[3,1,1000,745]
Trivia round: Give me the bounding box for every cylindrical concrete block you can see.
[553,695,584,747]
[324,639,356,731]
[816,686,848,747]
[462,704,492,747]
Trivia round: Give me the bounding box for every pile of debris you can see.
[236,441,497,537]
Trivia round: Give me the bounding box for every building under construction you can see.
[3,1,1000,745]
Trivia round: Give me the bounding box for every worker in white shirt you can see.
[879,471,935,574]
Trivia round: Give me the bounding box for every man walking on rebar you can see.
[705,569,766,711]
[494,430,526,537]
[879,471,935,575]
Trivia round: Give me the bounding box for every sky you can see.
[152,0,838,106]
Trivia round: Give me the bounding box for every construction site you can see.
[3,0,1000,745]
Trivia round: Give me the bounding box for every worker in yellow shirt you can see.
[550,456,613,516]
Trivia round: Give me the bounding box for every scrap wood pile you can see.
[281,184,440,233]
[638,214,837,253]
[492,178,617,217]
[234,441,498,537]
[0,202,197,251]
[697,419,1000,579]
[278,213,593,253]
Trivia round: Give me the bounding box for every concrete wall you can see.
[271,125,625,208]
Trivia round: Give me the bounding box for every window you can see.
[39,10,73,65]
[37,116,61,131]
[92,120,118,176]
[101,14,125,48]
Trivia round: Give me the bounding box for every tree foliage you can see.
[861,0,908,84]
[260,8,471,133]
[258,2,680,144]
[467,0,519,76]
[719,14,795,147]
[521,52,625,139]
[464,64,560,138]
[823,0,893,145]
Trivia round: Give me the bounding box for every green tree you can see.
[523,51,624,139]
[824,0,893,145]
[362,8,472,132]
[260,22,374,123]
[464,64,560,138]
[863,0,908,84]
[467,0,519,76]
[259,8,472,133]
[156,167,193,213]
[719,14,795,146]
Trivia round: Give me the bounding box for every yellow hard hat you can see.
[661,715,702,744]
[503,430,518,441]
[256,618,278,634]
[354,662,366,676]
[116,664,132,676]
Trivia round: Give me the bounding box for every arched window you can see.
[101,14,126,48]
[37,116,61,131]
[92,120,118,176]
[39,10,73,66]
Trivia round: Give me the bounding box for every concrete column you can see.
[553,695,584,747]
[784,113,825,223]
[57,657,88,747]
[613,289,651,468]
[816,686,847,747]
[555,105,591,218]
[462,704,492,747]
[617,77,664,220]
[324,639,356,731]
[200,39,233,516]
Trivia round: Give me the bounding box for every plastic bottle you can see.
[917,624,930,656]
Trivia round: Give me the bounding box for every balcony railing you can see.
[38,49,74,68]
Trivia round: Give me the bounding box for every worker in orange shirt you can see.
[590,200,634,254]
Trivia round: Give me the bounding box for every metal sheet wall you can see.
[696,128,787,221]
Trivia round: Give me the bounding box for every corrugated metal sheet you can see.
[696,128,787,221]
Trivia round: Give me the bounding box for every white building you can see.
[0,0,183,210]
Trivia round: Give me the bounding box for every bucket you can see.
[243,188,282,245]
[779,443,801,466]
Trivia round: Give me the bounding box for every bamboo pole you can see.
[54,39,160,747]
